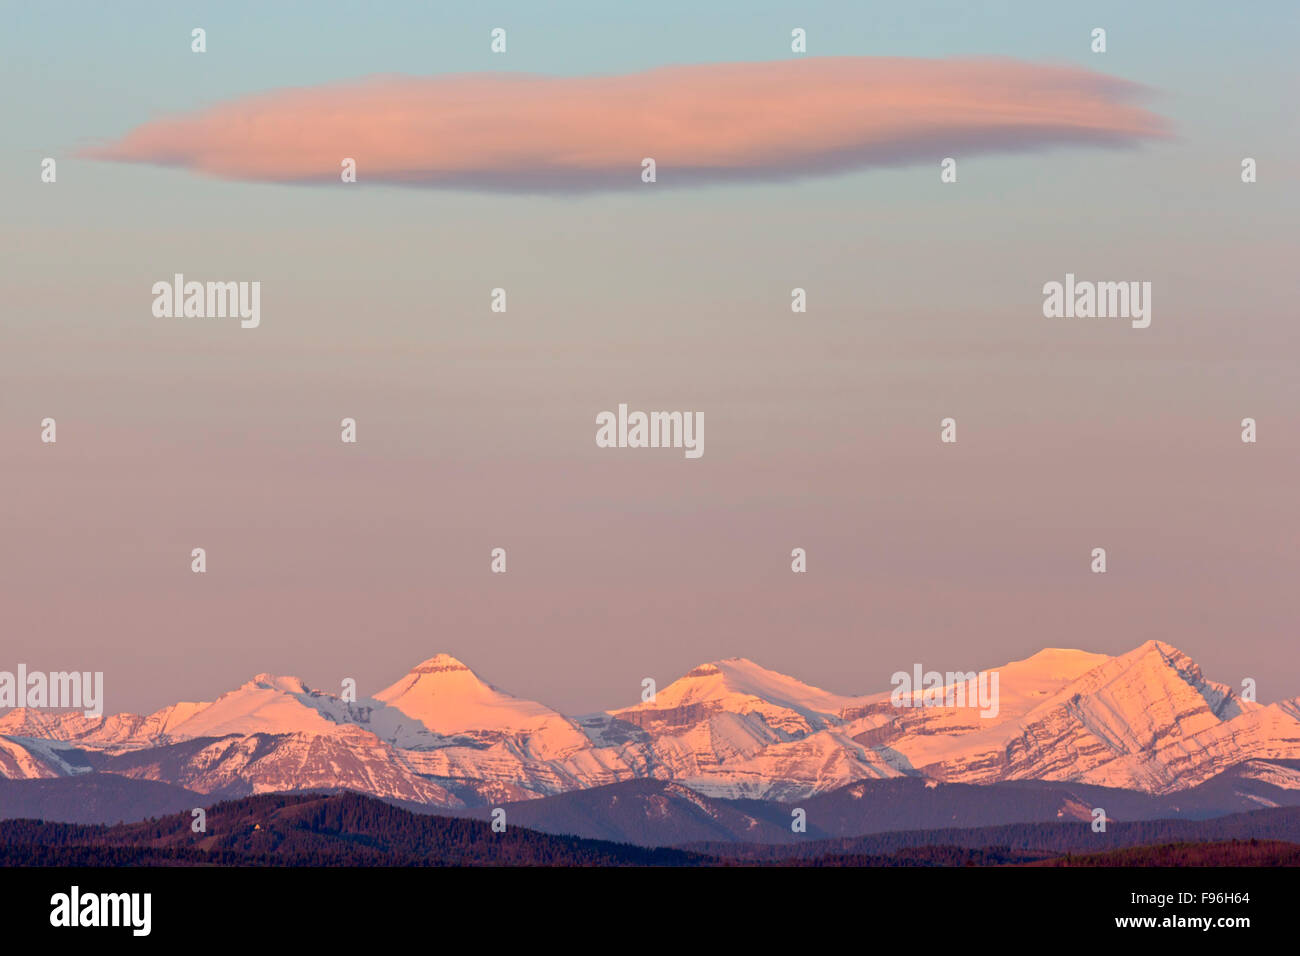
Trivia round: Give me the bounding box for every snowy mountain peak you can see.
[609,656,863,753]
[407,654,474,675]
[6,640,1298,806]
[243,673,311,695]
[374,656,589,759]
[1062,637,1229,703]
[684,663,724,678]
[153,673,342,741]
[674,658,787,686]
[625,655,856,718]
[1122,638,1187,665]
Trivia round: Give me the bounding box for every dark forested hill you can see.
[0,791,702,866]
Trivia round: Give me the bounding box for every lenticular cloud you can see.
[81,57,1168,191]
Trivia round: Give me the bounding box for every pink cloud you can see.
[81,57,1169,191]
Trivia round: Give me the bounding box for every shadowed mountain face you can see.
[0,775,203,825]
[690,806,1300,863]
[2,791,1297,868]
[3,642,1300,819]
[7,758,1300,847]
[434,760,1300,846]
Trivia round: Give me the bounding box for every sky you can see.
[2,1,1298,717]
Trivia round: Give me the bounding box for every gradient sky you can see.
[2,1,1298,717]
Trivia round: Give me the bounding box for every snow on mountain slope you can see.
[682,730,907,800]
[994,640,1267,790]
[95,726,461,806]
[0,707,195,751]
[4,736,94,778]
[375,654,590,760]
[1229,759,1300,792]
[666,642,1300,800]
[605,658,853,761]
[152,674,449,752]
[582,659,867,787]
[0,737,64,779]
[843,646,1111,727]
[0,674,453,755]
[159,675,346,739]
[977,646,1113,721]
[4,641,1299,805]
[615,658,857,735]
[0,660,601,802]
[459,652,882,802]
[865,640,1300,794]
[659,646,1115,799]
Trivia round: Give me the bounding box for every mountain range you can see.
[4,640,1300,826]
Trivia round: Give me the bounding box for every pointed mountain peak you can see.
[623,656,856,721]
[242,673,311,695]
[1095,639,1199,679]
[407,654,475,676]
[373,655,589,758]
[683,657,787,681]
[683,663,725,678]
[159,672,339,740]
[999,642,1203,705]
[1128,639,1186,661]
[375,653,507,713]
[679,658,764,681]
[1037,638,1244,726]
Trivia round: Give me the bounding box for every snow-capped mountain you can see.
[374,654,590,760]
[3,640,1299,809]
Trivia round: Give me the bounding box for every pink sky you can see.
[7,35,1296,718]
